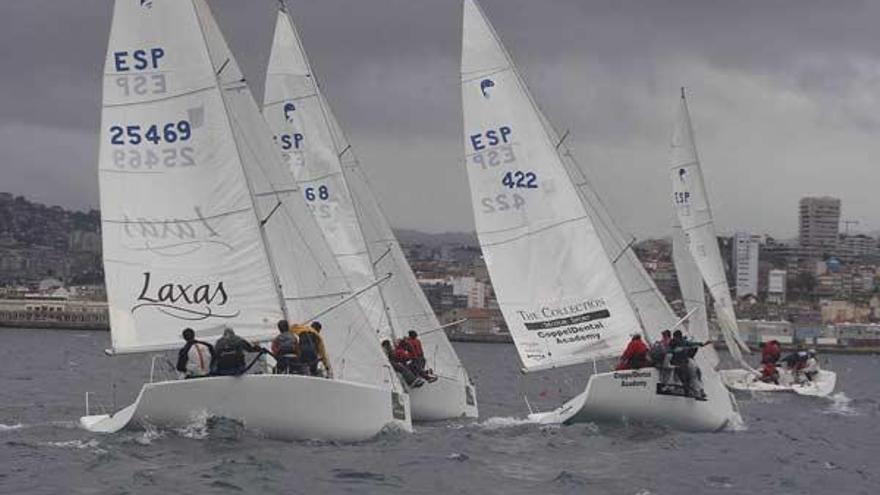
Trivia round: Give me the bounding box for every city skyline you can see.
[2,0,880,238]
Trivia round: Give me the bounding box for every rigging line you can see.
[260,200,283,226]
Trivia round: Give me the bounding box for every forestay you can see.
[461,0,640,371]
[669,90,750,366]
[262,9,390,341]
[99,0,284,353]
[190,0,391,387]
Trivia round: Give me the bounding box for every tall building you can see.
[732,232,760,298]
[799,196,840,258]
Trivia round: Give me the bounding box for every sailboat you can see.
[262,3,477,420]
[669,89,836,397]
[460,0,740,431]
[80,0,411,442]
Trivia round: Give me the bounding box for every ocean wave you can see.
[42,438,107,454]
[0,422,24,431]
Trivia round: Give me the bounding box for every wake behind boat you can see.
[460,0,740,432]
[81,0,410,442]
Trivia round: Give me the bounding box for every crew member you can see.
[213,327,262,376]
[176,328,214,378]
[669,330,709,400]
[292,321,332,378]
[271,319,300,374]
[761,339,782,364]
[803,349,820,382]
[405,330,437,383]
[650,330,674,383]
[382,339,424,388]
[759,361,780,385]
[616,334,650,370]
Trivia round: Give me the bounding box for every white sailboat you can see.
[262,4,477,420]
[669,89,835,397]
[80,0,411,442]
[460,0,740,431]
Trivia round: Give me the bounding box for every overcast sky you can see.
[1,0,878,239]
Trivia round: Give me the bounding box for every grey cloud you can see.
[1,0,879,235]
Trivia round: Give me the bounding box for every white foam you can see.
[0,423,24,431]
[175,410,210,440]
[823,392,859,417]
[477,416,538,430]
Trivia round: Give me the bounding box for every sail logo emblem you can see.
[139,0,153,9]
[283,102,296,122]
[480,79,495,98]
[678,167,687,182]
[133,272,240,321]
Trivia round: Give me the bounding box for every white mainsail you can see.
[669,89,750,366]
[99,0,392,388]
[462,0,640,371]
[100,0,284,353]
[262,9,390,341]
[263,6,472,386]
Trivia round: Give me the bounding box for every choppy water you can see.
[1,328,878,494]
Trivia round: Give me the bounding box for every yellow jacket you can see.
[291,324,331,372]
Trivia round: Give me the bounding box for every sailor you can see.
[291,321,333,378]
[212,327,262,376]
[650,330,674,383]
[669,330,708,400]
[759,361,780,385]
[382,339,424,388]
[781,350,809,382]
[761,339,782,364]
[270,319,300,375]
[176,328,214,379]
[616,334,650,370]
[803,349,820,382]
[405,330,437,383]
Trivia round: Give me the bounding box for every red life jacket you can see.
[406,337,424,359]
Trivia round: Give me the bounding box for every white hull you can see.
[720,368,837,397]
[409,377,478,421]
[80,374,411,442]
[529,368,740,432]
